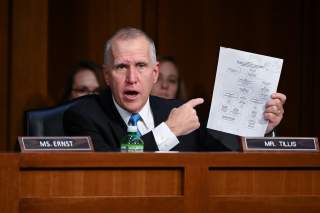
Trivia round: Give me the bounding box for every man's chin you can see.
[122,102,143,113]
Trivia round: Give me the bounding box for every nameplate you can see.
[242,137,319,152]
[18,136,94,152]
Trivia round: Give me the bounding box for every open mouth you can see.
[124,90,139,99]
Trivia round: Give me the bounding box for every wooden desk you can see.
[1,152,320,213]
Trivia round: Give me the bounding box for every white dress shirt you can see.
[113,97,179,151]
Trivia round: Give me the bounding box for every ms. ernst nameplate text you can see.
[18,136,94,152]
[242,137,319,152]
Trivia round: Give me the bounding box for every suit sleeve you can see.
[141,132,160,151]
[202,128,241,151]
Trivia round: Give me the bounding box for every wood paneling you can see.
[10,0,49,149]
[300,0,320,137]
[48,0,144,101]
[1,152,320,212]
[21,169,183,196]
[156,0,304,133]
[142,0,158,44]
[209,170,320,195]
[208,197,320,213]
[20,197,184,213]
[0,154,19,213]
[0,0,9,150]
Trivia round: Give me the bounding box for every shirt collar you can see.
[112,96,154,129]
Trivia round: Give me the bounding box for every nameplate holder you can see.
[242,137,319,152]
[18,136,94,152]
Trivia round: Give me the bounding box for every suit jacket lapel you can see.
[150,96,168,126]
[98,89,127,144]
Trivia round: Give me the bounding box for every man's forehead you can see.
[113,54,149,64]
[111,38,151,64]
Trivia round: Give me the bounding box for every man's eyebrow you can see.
[113,62,128,67]
[135,61,148,65]
[114,61,126,65]
[136,61,147,64]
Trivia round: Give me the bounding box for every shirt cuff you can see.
[152,122,179,151]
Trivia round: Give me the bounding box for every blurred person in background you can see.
[151,56,187,100]
[62,60,103,101]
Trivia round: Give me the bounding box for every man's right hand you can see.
[165,98,204,136]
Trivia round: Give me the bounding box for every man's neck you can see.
[112,96,152,127]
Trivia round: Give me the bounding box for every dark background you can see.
[0,0,319,150]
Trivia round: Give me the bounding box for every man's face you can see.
[103,37,159,112]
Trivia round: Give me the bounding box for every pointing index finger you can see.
[185,98,204,108]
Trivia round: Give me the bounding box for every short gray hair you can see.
[104,27,157,65]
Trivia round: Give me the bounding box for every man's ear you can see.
[153,62,160,83]
[102,64,110,86]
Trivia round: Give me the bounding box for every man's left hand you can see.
[264,92,286,134]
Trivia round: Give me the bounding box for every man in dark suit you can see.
[64,89,210,151]
[64,27,286,151]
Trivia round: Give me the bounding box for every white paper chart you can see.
[207,47,283,137]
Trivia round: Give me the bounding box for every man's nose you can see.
[126,66,138,83]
